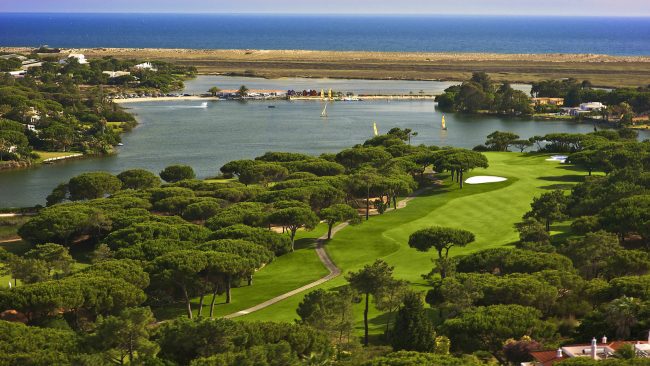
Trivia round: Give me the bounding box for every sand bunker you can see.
[545,155,568,163]
[465,176,508,184]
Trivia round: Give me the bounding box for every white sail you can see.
[441,115,447,130]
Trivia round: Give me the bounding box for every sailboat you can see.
[320,89,325,99]
[321,103,328,118]
[200,102,208,108]
[441,114,447,130]
[328,88,333,100]
[373,122,379,136]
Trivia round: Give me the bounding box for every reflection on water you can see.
[0,76,644,208]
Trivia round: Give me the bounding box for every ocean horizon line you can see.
[1,12,650,19]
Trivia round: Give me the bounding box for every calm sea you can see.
[0,13,649,55]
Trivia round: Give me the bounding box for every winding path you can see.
[224,187,431,318]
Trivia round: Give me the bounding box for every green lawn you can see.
[33,150,81,163]
[154,223,330,320]
[234,153,587,335]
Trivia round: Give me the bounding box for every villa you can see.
[523,335,650,365]
[579,102,606,111]
[59,53,88,64]
[561,101,606,116]
[531,97,565,106]
[134,62,157,71]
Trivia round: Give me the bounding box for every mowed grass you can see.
[33,150,80,163]
[237,152,587,334]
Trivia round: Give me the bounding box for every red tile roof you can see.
[531,350,562,366]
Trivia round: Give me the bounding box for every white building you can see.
[134,62,157,71]
[59,53,88,65]
[523,335,650,366]
[580,102,606,111]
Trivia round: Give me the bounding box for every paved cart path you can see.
[224,187,432,318]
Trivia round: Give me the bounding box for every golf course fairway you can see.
[186,152,585,334]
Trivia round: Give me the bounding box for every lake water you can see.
[1,14,649,55]
[0,76,645,208]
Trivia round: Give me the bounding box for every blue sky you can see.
[1,0,649,17]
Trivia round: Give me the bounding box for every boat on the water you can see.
[268,106,276,109]
[441,114,447,130]
[200,102,208,108]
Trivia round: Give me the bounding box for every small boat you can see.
[373,122,379,136]
[268,105,276,109]
[200,102,208,108]
[117,143,124,146]
[321,103,328,118]
[441,115,447,130]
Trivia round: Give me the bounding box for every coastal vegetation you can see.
[437,72,650,126]
[436,72,533,115]
[1,125,650,365]
[0,50,195,169]
[49,47,650,88]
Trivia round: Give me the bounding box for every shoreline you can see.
[113,95,438,104]
[4,47,650,88]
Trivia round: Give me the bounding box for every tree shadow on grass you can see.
[557,165,590,173]
[294,237,318,250]
[537,175,585,183]
[539,183,576,190]
[550,222,576,245]
[0,240,30,256]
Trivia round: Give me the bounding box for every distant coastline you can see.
[3,47,650,88]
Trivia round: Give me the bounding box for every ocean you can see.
[0,13,649,55]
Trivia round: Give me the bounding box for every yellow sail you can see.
[320,89,325,99]
[441,115,447,130]
[373,122,379,136]
[328,88,332,99]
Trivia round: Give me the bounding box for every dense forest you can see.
[0,127,649,365]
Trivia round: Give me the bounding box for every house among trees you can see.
[59,53,88,64]
[562,101,606,116]
[134,62,157,71]
[531,97,564,106]
[523,335,650,365]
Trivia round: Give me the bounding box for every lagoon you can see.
[0,77,642,208]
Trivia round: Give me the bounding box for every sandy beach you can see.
[4,47,650,87]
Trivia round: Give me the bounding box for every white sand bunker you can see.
[545,155,568,163]
[464,176,508,184]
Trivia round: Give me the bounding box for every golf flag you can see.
[373,122,379,136]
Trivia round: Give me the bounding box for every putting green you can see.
[234,152,585,333]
